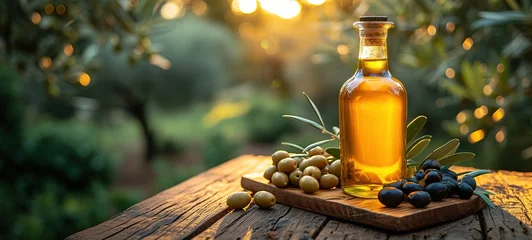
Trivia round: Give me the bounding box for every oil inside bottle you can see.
[339,17,407,198]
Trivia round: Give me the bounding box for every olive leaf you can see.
[333,127,340,135]
[438,152,476,166]
[474,191,495,208]
[406,138,431,159]
[283,115,323,131]
[281,142,305,151]
[476,187,495,195]
[457,171,472,176]
[303,138,336,152]
[325,147,340,159]
[424,138,460,160]
[407,115,427,144]
[407,161,419,167]
[407,135,432,151]
[465,169,492,178]
[303,92,326,129]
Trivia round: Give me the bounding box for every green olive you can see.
[271,150,290,166]
[294,157,303,167]
[308,155,328,170]
[308,146,324,157]
[289,169,303,187]
[271,172,289,188]
[299,159,311,170]
[329,160,341,177]
[303,166,321,180]
[253,191,276,209]
[319,174,339,189]
[226,192,252,209]
[277,158,297,173]
[299,176,320,194]
[263,166,277,181]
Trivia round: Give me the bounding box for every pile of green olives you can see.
[227,190,277,210]
[265,148,340,194]
[378,159,479,208]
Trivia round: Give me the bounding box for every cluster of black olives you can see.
[378,159,477,208]
[264,147,340,194]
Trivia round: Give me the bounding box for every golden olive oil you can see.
[339,17,407,198]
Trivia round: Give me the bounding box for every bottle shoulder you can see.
[340,73,406,96]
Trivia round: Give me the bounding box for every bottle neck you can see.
[354,22,393,76]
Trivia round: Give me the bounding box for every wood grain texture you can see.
[67,156,532,240]
[241,172,486,232]
[193,204,328,240]
[67,155,270,240]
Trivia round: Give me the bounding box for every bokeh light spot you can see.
[492,108,505,122]
[474,105,488,119]
[161,1,183,19]
[468,129,485,143]
[336,45,349,55]
[496,96,505,106]
[56,4,66,15]
[495,129,505,143]
[483,85,492,95]
[445,22,455,32]
[496,63,505,73]
[427,25,437,36]
[232,0,257,14]
[456,111,467,124]
[79,72,91,86]
[460,124,469,135]
[64,44,74,56]
[31,12,42,24]
[40,57,52,69]
[192,0,208,16]
[462,37,474,50]
[445,68,455,78]
[45,4,54,14]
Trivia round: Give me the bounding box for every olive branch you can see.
[281,93,495,208]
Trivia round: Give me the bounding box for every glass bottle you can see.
[339,16,407,198]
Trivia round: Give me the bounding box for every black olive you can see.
[408,191,431,208]
[442,179,459,196]
[421,159,441,171]
[414,170,425,181]
[423,169,442,186]
[405,177,418,183]
[378,187,404,208]
[402,182,423,196]
[461,175,477,190]
[457,182,474,199]
[424,182,448,201]
[383,179,407,190]
[443,170,458,180]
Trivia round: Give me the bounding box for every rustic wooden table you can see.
[68,155,532,240]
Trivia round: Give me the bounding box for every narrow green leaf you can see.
[325,147,341,159]
[303,138,335,152]
[333,127,340,135]
[457,171,472,176]
[439,78,469,98]
[407,159,418,164]
[424,139,460,160]
[438,152,476,166]
[406,139,431,159]
[283,115,323,131]
[407,135,432,151]
[303,92,325,129]
[289,153,308,158]
[476,187,495,195]
[474,191,495,208]
[407,116,427,144]
[466,169,492,178]
[281,142,305,151]
[407,161,419,167]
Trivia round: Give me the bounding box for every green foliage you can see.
[152,158,204,192]
[244,94,295,143]
[201,130,241,168]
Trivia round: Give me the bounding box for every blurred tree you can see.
[0,0,239,161]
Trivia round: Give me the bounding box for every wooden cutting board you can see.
[241,172,486,232]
